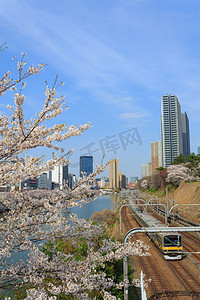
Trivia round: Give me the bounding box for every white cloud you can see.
[120,112,148,119]
[122,96,135,102]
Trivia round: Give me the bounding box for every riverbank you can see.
[91,208,122,240]
[91,204,140,299]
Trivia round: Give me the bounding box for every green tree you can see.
[172,154,186,165]
[155,167,167,171]
[186,152,200,167]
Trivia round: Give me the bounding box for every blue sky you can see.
[0,0,200,179]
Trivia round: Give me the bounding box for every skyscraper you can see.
[119,172,127,188]
[68,174,76,189]
[80,156,93,177]
[52,164,68,189]
[181,112,190,157]
[141,163,152,177]
[161,94,190,167]
[151,141,162,173]
[198,146,200,155]
[109,158,119,188]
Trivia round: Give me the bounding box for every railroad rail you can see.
[121,205,200,299]
[122,207,175,299]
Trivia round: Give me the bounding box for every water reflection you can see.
[69,194,118,219]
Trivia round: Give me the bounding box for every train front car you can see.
[130,204,184,260]
[162,233,183,260]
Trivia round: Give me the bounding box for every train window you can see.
[164,235,182,246]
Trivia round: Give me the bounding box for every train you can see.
[130,204,183,260]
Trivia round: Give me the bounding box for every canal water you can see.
[69,193,118,219]
[0,194,119,298]
[1,194,118,264]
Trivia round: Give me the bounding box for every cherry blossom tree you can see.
[140,179,149,189]
[166,164,196,186]
[0,46,149,300]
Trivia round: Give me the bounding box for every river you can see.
[1,194,118,265]
[0,193,119,297]
[69,193,118,218]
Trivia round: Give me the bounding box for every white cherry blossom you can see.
[0,46,149,299]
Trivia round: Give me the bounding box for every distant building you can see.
[21,177,37,190]
[68,174,76,189]
[119,173,127,188]
[80,156,93,177]
[0,186,10,192]
[109,158,119,188]
[94,178,101,190]
[181,112,190,157]
[130,177,138,183]
[63,164,69,185]
[127,182,137,190]
[198,146,200,155]
[37,173,48,189]
[99,177,109,188]
[52,163,68,189]
[142,163,152,177]
[151,141,162,174]
[161,94,190,167]
[37,173,52,189]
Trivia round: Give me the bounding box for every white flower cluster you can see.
[166,164,196,186]
[0,47,149,299]
[140,179,149,189]
[24,288,56,299]
[102,291,119,300]
[0,200,149,297]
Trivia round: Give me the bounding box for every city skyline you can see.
[0,0,200,178]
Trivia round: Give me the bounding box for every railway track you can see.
[121,205,200,299]
[151,208,200,265]
[122,206,176,299]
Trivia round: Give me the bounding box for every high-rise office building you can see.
[80,156,93,177]
[151,141,163,173]
[119,172,127,188]
[109,158,119,188]
[68,174,76,189]
[181,112,190,157]
[52,163,68,189]
[198,146,200,155]
[161,94,190,167]
[141,163,152,177]
[63,164,69,184]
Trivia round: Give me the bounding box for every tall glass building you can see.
[181,112,190,158]
[161,94,190,167]
[80,156,93,177]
